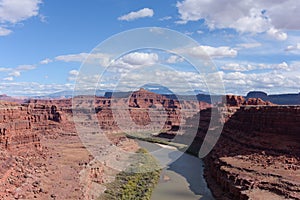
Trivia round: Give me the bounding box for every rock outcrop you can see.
[224,95,275,107]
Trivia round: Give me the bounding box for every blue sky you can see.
[0,0,299,96]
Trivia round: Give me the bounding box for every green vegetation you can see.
[99,148,161,200]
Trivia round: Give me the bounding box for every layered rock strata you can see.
[189,105,300,199]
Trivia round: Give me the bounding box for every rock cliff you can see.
[190,105,300,199]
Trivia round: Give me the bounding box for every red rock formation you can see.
[194,106,300,200]
[223,95,275,107]
[68,90,211,134]
[0,91,299,200]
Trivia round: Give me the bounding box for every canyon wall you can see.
[71,89,210,133]
[190,104,300,199]
[0,102,63,150]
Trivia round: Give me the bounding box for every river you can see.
[137,141,214,200]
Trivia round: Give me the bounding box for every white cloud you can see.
[220,61,290,72]
[16,64,36,71]
[201,46,237,58]
[69,69,79,76]
[0,65,35,80]
[118,8,154,21]
[55,53,88,62]
[285,43,300,52]
[166,55,184,64]
[0,26,11,36]
[222,69,300,94]
[183,31,193,36]
[267,27,287,41]
[0,82,75,96]
[196,30,204,34]
[40,58,52,65]
[108,52,159,74]
[0,0,41,23]
[159,16,172,21]
[0,0,42,36]
[275,62,289,70]
[3,76,13,81]
[68,70,79,82]
[119,52,158,66]
[176,45,237,59]
[55,52,111,66]
[0,67,11,72]
[8,71,20,77]
[176,0,297,39]
[111,68,207,93]
[237,42,261,49]
[221,63,256,72]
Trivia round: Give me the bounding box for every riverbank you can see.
[137,140,214,200]
[99,148,161,200]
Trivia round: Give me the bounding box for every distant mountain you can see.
[246,91,300,105]
[104,91,132,98]
[180,89,210,96]
[39,89,115,99]
[141,83,174,94]
[0,94,26,103]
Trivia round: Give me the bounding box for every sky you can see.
[0,0,299,96]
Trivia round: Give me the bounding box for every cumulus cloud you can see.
[166,55,184,64]
[222,69,300,94]
[0,0,42,36]
[267,27,288,41]
[117,52,158,66]
[118,8,154,21]
[109,52,159,74]
[175,45,238,59]
[176,0,296,40]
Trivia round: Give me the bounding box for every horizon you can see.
[1,87,300,99]
[0,1,299,96]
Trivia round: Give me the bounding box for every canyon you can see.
[0,90,299,199]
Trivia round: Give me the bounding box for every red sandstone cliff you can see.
[187,104,300,199]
